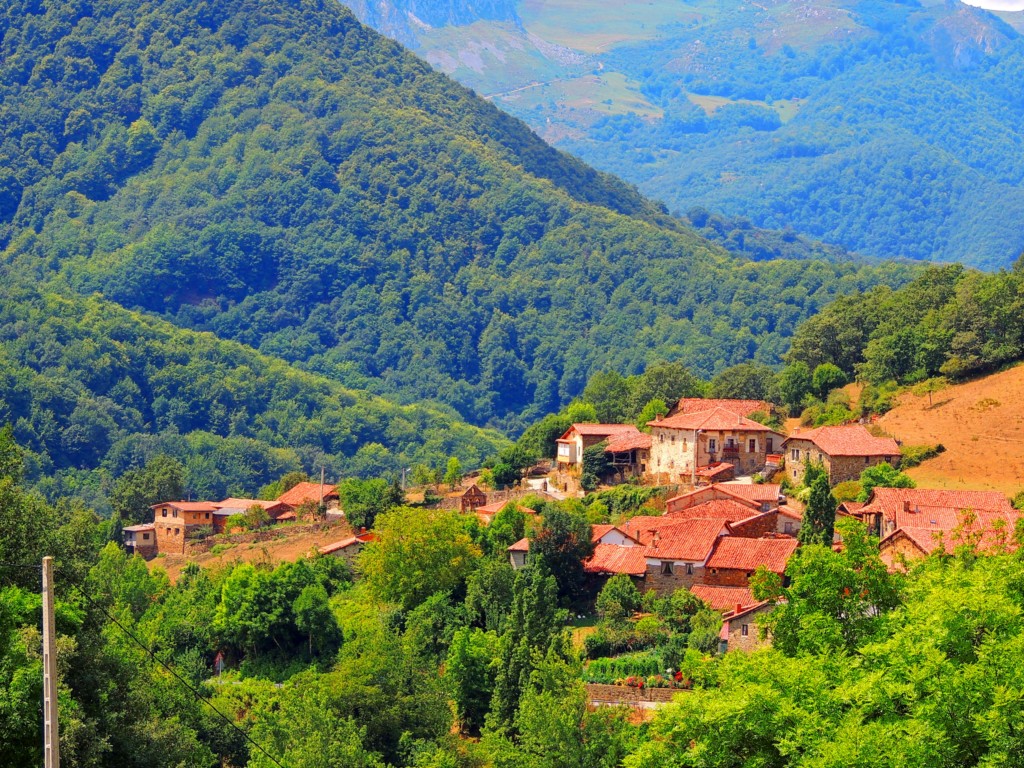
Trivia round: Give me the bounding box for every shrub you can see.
[899,444,945,469]
[831,481,862,502]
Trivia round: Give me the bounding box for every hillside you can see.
[349,0,1024,268]
[878,365,1024,496]
[0,0,915,435]
[0,285,506,510]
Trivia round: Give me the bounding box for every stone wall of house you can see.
[703,568,753,588]
[728,512,778,538]
[155,522,185,555]
[130,543,158,560]
[726,611,772,653]
[642,563,703,594]
[828,455,895,485]
[879,534,925,572]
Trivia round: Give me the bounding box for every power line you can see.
[64,570,287,768]
[1,560,286,768]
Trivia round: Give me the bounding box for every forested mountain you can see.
[348,0,1024,268]
[0,0,914,440]
[0,285,505,511]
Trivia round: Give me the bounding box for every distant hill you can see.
[348,0,1024,268]
[0,0,915,437]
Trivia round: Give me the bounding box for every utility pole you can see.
[42,556,60,768]
[319,465,325,509]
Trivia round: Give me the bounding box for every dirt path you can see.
[878,366,1024,496]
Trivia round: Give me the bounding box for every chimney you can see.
[360,526,366,534]
[735,603,743,614]
[903,500,911,513]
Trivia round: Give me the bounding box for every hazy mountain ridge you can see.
[347,0,1024,267]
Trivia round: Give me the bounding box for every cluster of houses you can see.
[544,397,1023,650]
[122,481,341,557]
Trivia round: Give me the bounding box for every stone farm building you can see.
[783,424,900,485]
[647,407,784,484]
[556,424,642,470]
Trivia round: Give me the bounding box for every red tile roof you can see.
[717,483,783,503]
[627,518,728,561]
[558,424,641,441]
[862,487,1014,523]
[882,517,1017,557]
[650,406,780,433]
[695,462,734,479]
[475,500,510,515]
[277,481,337,507]
[508,537,530,552]
[604,432,653,452]
[706,537,799,574]
[215,498,287,511]
[690,584,757,612]
[123,523,155,532]
[584,544,648,576]
[150,501,218,512]
[784,425,899,457]
[318,531,376,555]
[590,524,639,544]
[672,398,771,418]
[666,498,763,523]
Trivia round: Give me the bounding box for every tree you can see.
[294,583,341,658]
[110,454,185,526]
[857,462,915,501]
[530,505,595,602]
[766,518,902,655]
[0,425,24,482]
[799,474,837,546]
[338,477,404,530]
[635,398,668,431]
[243,503,270,530]
[465,557,517,633]
[811,362,847,399]
[625,362,705,418]
[488,503,526,553]
[595,574,642,622]
[708,362,780,402]
[443,457,463,490]
[445,626,498,735]
[359,507,481,610]
[777,362,813,410]
[582,371,630,423]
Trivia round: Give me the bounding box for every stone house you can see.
[782,425,900,486]
[666,483,784,516]
[647,407,785,483]
[852,487,1015,538]
[507,537,530,569]
[703,536,799,587]
[556,423,641,470]
[718,601,775,653]
[151,501,218,555]
[122,523,156,559]
[277,481,340,513]
[620,517,730,593]
[667,398,775,420]
[603,432,652,480]
[319,530,376,565]
[451,483,488,513]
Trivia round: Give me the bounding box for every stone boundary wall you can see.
[585,684,682,706]
[439,487,552,511]
[185,520,343,556]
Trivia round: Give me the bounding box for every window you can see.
[748,439,756,452]
[709,438,717,452]
[791,448,800,461]
[685,563,693,575]
[661,562,674,575]
[557,443,570,456]
[670,434,675,444]
[162,509,167,517]
[766,438,773,453]
[683,438,688,450]
[865,456,870,464]
[142,533,150,540]
[174,528,180,535]
[784,522,793,534]
[741,624,749,637]
[205,512,210,519]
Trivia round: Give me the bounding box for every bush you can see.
[831,481,862,502]
[596,574,643,622]
[899,444,945,469]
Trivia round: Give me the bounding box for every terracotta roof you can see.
[717,483,783,503]
[882,517,1017,557]
[672,398,771,418]
[695,462,734,479]
[591,524,640,544]
[475,500,510,515]
[604,432,653,452]
[783,425,899,457]
[650,406,780,433]
[150,501,218,512]
[666,498,763,523]
[631,518,728,561]
[275,511,297,521]
[862,488,1014,522]
[318,531,376,555]
[123,523,155,532]
[508,537,530,552]
[690,584,757,612]
[839,501,867,514]
[557,424,641,441]
[706,537,799,574]
[277,481,337,507]
[723,600,773,621]
[777,505,803,520]
[584,544,648,576]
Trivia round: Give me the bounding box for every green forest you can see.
[4,434,1024,767]
[366,0,1024,268]
[0,0,915,443]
